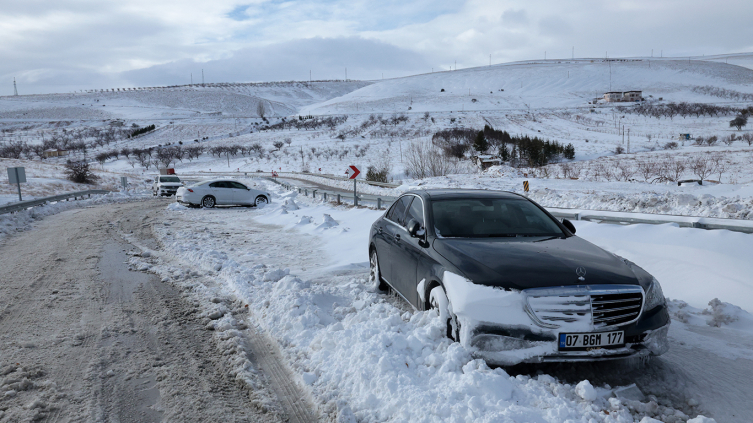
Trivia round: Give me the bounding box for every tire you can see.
[429,286,460,341]
[369,249,388,291]
[254,195,269,206]
[152,190,157,197]
[201,196,216,208]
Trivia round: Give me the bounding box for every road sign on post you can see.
[7,167,26,201]
[345,165,361,206]
[523,180,530,192]
[121,176,128,190]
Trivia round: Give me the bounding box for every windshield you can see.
[160,176,181,183]
[431,198,564,238]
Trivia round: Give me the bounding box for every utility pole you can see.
[609,61,612,91]
[13,78,18,96]
[651,49,653,57]
[191,73,193,85]
[627,128,630,153]
[202,69,204,86]
[310,70,311,82]
[572,46,574,60]
[345,68,347,81]
[622,125,625,145]
[489,54,491,66]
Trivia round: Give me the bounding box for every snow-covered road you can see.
[135,180,753,423]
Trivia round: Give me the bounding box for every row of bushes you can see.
[129,124,156,138]
[432,125,575,167]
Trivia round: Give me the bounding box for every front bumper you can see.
[469,306,670,365]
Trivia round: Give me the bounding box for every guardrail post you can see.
[323,192,327,202]
[305,189,308,196]
[312,190,317,199]
[337,194,341,204]
[377,198,382,209]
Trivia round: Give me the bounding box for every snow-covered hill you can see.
[0,81,371,120]
[301,59,753,115]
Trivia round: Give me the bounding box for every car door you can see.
[208,181,232,204]
[391,195,427,307]
[376,196,411,290]
[228,181,251,205]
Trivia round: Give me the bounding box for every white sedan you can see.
[176,179,271,208]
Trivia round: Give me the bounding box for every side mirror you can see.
[562,219,576,234]
[407,219,421,237]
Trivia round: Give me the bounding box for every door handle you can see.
[377,227,383,234]
[394,234,401,242]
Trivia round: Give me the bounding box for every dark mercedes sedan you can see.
[368,189,669,365]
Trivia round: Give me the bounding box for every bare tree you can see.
[636,160,658,183]
[688,155,716,181]
[710,154,729,182]
[614,160,636,181]
[665,157,686,182]
[404,139,458,179]
[256,102,266,119]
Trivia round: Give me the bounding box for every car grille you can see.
[591,292,643,326]
[525,285,644,329]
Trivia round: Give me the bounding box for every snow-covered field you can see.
[109,179,750,423]
[2,56,753,422]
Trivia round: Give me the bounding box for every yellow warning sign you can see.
[523,180,529,192]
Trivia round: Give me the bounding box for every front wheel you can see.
[201,196,216,208]
[430,286,460,341]
[254,195,269,207]
[369,249,388,291]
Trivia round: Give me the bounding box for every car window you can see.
[160,176,180,183]
[403,196,424,228]
[386,196,411,224]
[229,181,247,189]
[432,198,564,238]
[209,181,228,188]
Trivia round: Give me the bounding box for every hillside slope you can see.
[301,59,753,115]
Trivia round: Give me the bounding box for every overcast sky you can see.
[3,0,753,95]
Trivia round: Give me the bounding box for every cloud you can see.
[501,9,528,26]
[122,37,432,85]
[3,0,753,95]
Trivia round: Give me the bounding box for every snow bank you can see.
[146,183,718,422]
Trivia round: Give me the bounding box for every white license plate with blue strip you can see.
[559,331,624,349]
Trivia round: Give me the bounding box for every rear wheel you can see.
[201,196,216,208]
[254,195,268,206]
[369,249,388,291]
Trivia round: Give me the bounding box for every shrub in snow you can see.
[64,160,99,184]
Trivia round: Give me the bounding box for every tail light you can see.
[187,188,194,192]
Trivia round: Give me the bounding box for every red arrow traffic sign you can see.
[346,165,360,179]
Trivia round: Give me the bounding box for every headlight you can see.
[644,277,666,310]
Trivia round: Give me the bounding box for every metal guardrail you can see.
[269,178,753,234]
[0,189,111,215]
[189,170,400,189]
[548,208,753,234]
[267,177,397,209]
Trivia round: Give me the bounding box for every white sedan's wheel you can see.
[254,195,268,206]
[201,196,216,208]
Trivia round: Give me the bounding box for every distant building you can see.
[471,154,502,170]
[603,91,643,102]
[43,149,69,158]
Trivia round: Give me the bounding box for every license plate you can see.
[559,331,624,349]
